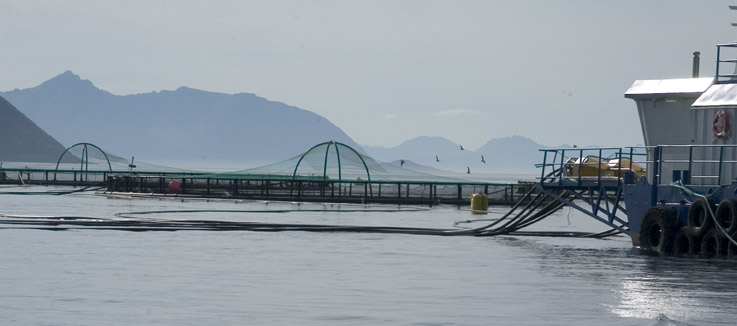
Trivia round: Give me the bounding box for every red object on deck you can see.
[168,180,180,191]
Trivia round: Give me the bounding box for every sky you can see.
[2,1,737,150]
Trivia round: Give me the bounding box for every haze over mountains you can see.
[364,135,551,174]
[1,71,559,173]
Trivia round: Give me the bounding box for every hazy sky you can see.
[2,1,736,149]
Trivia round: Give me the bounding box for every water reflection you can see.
[497,236,737,325]
[611,257,737,324]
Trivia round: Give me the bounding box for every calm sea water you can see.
[1,186,736,326]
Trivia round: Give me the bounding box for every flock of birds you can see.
[399,144,486,174]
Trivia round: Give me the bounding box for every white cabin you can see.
[625,44,737,186]
[625,78,713,184]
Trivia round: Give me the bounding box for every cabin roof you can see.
[692,83,737,109]
[624,78,713,99]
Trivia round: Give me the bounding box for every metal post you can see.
[597,148,603,185]
[651,146,661,206]
[719,146,725,185]
[657,146,663,185]
[511,184,515,202]
[618,147,623,180]
[559,150,566,186]
[717,46,722,80]
[684,147,693,183]
[540,150,548,183]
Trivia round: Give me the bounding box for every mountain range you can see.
[1,71,558,173]
[1,71,361,168]
[364,135,549,174]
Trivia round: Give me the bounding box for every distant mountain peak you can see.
[50,70,85,83]
[60,70,77,77]
[398,136,459,147]
[38,70,100,93]
[174,86,200,92]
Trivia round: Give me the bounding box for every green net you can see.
[208,141,482,184]
[0,143,200,182]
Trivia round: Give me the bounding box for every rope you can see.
[671,181,737,248]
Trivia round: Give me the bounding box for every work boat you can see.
[537,44,737,256]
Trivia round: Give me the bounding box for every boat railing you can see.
[538,144,737,187]
[653,144,737,186]
[536,147,647,187]
[715,43,737,83]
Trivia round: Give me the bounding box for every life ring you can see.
[713,109,731,139]
[639,206,679,254]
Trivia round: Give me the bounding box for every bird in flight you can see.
[467,167,470,174]
[481,155,486,164]
[435,155,439,162]
[400,159,405,167]
[460,145,464,151]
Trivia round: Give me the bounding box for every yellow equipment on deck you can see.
[569,156,646,179]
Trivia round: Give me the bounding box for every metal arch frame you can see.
[322,141,332,182]
[334,142,342,181]
[292,140,371,183]
[55,142,113,172]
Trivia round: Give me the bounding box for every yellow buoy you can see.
[471,193,488,214]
